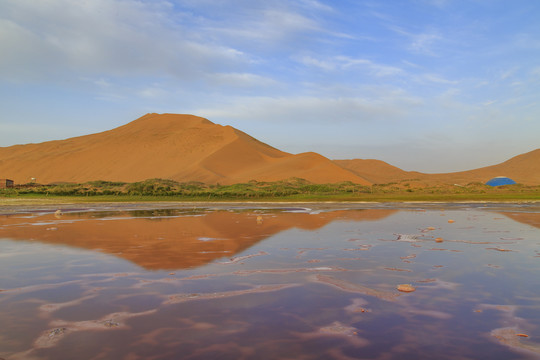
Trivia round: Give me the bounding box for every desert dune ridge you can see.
[0,113,538,186]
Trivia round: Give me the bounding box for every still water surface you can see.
[1,203,540,359]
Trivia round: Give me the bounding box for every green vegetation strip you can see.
[1,178,539,204]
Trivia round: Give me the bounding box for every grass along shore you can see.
[1,178,539,204]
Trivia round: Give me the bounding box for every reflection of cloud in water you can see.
[479,304,540,357]
[39,294,98,315]
[491,327,540,357]
[311,274,400,301]
[165,283,299,304]
[233,266,346,275]
[0,279,84,297]
[35,309,157,348]
[344,298,370,313]
[217,250,269,264]
[293,321,370,348]
[417,278,460,291]
[405,309,453,320]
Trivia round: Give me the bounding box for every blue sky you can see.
[1,0,539,173]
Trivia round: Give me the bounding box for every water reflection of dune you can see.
[0,209,396,270]
[498,212,540,229]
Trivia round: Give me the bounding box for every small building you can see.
[485,176,516,187]
[0,179,15,188]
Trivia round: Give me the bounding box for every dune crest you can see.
[333,159,420,184]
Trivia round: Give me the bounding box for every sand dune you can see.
[231,152,370,184]
[0,113,370,185]
[0,113,538,185]
[335,149,540,185]
[419,148,540,185]
[333,159,421,184]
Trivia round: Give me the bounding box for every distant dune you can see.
[0,113,538,185]
[416,149,540,185]
[336,149,540,186]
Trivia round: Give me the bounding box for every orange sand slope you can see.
[335,149,540,185]
[333,159,422,184]
[0,113,371,185]
[0,113,538,185]
[417,148,540,185]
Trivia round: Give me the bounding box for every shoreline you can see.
[1,198,539,215]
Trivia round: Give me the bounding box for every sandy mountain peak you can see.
[1,113,536,186]
[0,113,371,185]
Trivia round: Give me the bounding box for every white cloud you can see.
[203,8,324,49]
[206,72,278,88]
[177,0,355,54]
[80,77,113,88]
[514,32,540,50]
[264,9,319,32]
[499,67,518,80]
[0,0,248,81]
[421,73,458,84]
[409,32,442,56]
[95,92,128,103]
[298,0,334,12]
[531,67,540,77]
[0,18,61,80]
[296,56,337,71]
[137,86,170,99]
[390,26,443,56]
[296,55,404,77]
[195,92,422,125]
[421,0,450,8]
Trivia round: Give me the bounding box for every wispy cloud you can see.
[216,8,320,43]
[137,85,170,99]
[206,72,279,88]
[298,0,334,12]
[410,32,442,56]
[194,91,423,125]
[421,0,450,9]
[421,73,458,84]
[531,67,540,77]
[499,67,519,80]
[390,26,443,56]
[296,55,404,77]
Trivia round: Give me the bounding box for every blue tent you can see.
[485,176,516,187]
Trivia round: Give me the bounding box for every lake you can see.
[1,203,539,359]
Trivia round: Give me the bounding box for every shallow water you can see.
[1,203,540,359]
